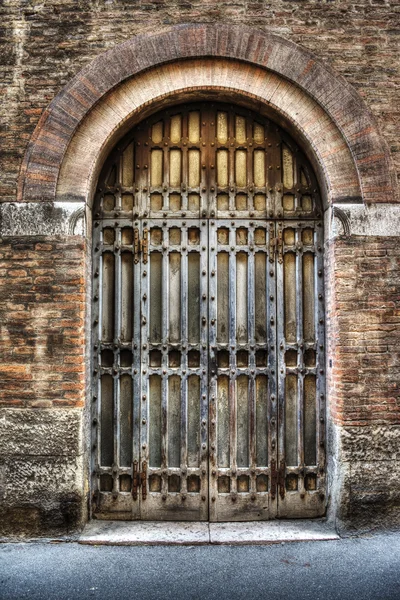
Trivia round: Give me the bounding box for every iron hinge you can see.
[134,228,141,264]
[269,225,283,264]
[134,228,149,264]
[271,459,277,500]
[270,459,286,500]
[279,460,286,500]
[141,228,149,264]
[132,460,147,501]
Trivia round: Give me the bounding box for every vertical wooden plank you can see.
[304,374,317,465]
[217,252,229,344]
[217,375,230,468]
[237,375,249,467]
[169,252,181,343]
[149,375,162,467]
[149,253,162,343]
[120,374,133,467]
[121,252,133,342]
[168,374,181,467]
[295,228,304,469]
[187,375,200,467]
[188,252,200,343]
[100,374,114,466]
[101,253,114,342]
[256,375,268,466]
[236,252,248,344]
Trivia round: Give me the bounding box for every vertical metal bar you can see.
[267,222,278,513]
[315,221,326,486]
[92,217,102,506]
[229,223,237,494]
[296,225,305,481]
[276,220,286,511]
[248,223,256,486]
[113,225,121,492]
[140,134,150,513]
[161,222,169,480]
[181,222,188,493]
[132,215,141,497]
[208,218,217,517]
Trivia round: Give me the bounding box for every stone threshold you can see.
[79,519,339,546]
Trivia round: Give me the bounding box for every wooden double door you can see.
[91,103,326,521]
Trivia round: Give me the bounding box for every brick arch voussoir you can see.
[18,23,397,205]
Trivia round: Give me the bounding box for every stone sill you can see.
[78,519,339,546]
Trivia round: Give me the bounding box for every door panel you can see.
[91,102,326,522]
[276,221,326,517]
[92,219,141,519]
[140,219,209,520]
[208,220,278,521]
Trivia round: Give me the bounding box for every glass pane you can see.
[188,149,200,187]
[188,111,200,144]
[235,115,247,145]
[152,121,163,144]
[235,150,247,187]
[170,114,182,144]
[253,150,265,187]
[283,145,294,189]
[217,150,229,187]
[122,143,134,187]
[217,112,228,144]
[151,149,163,187]
[170,149,182,187]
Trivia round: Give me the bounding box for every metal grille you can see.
[92,103,325,521]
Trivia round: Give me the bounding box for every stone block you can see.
[0,408,84,457]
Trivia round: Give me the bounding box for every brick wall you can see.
[1,0,399,204]
[326,235,400,427]
[0,237,86,409]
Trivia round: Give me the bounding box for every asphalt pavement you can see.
[1,532,400,600]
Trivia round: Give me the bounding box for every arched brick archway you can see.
[7,24,399,535]
[18,23,396,208]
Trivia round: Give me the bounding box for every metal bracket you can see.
[279,460,286,499]
[141,461,147,500]
[134,228,141,264]
[270,459,277,500]
[141,228,149,264]
[269,223,275,263]
[276,225,283,264]
[132,460,140,500]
